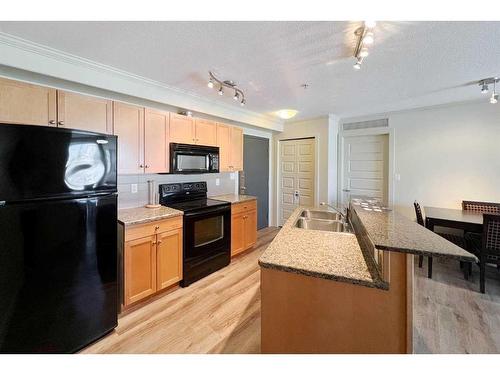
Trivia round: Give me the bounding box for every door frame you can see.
[276,136,319,226]
[338,126,395,207]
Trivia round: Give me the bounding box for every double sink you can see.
[294,209,352,233]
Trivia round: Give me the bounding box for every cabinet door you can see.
[156,228,183,290]
[216,123,231,172]
[169,113,195,144]
[244,210,257,249]
[231,212,246,257]
[57,91,112,133]
[145,108,169,173]
[195,119,217,146]
[113,102,144,174]
[0,77,56,126]
[230,126,244,171]
[124,235,157,306]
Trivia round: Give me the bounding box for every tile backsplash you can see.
[117,172,238,209]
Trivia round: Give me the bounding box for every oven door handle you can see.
[183,205,230,217]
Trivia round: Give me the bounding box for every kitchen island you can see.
[259,200,476,353]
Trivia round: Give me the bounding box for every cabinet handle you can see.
[48,120,55,125]
[139,164,144,168]
[145,165,149,169]
[58,121,64,126]
[152,241,157,245]
[155,225,160,230]
[157,240,162,244]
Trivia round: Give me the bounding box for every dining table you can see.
[424,206,483,233]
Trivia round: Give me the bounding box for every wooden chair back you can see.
[462,200,500,214]
[414,201,425,226]
[483,213,500,258]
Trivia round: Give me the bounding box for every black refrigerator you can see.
[0,124,118,353]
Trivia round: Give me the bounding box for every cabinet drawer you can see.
[125,216,183,242]
[231,200,257,215]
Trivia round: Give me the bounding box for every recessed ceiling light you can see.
[276,109,299,120]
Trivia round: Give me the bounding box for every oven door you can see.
[183,206,231,261]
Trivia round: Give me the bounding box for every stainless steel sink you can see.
[295,217,351,233]
[300,209,343,221]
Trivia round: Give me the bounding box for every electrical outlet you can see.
[215,178,220,186]
[131,184,138,193]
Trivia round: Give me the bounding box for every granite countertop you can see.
[118,206,183,226]
[210,194,257,204]
[258,207,387,289]
[351,202,477,262]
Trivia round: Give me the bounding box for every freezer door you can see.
[0,194,117,353]
[0,124,117,202]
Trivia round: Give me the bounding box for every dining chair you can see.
[462,200,500,214]
[465,213,500,293]
[414,201,468,279]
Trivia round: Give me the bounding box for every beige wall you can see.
[272,116,339,225]
[341,100,500,219]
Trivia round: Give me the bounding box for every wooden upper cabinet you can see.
[230,126,244,171]
[0,77,56,126]
[113,102,145,174]
[156,228,183,291]
[195,119,217,146]
[216,123,231,172]
[124,235,157,306]
[169,113,195,144]
[57,91,112,133]
[145,108,169,173]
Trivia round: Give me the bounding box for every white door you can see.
[279,138,315,226]
[341,134,388,205]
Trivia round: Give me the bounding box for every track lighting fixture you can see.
[353,21,377,70]
[479,78,499,104]
[207,71,246,106]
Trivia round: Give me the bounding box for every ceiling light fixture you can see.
[208,71,246,106]
[276,109,299,120]
[353,21,377,70]
[479,77,499,104]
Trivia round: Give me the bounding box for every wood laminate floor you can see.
[83,227,500,354]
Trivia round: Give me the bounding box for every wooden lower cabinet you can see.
[156,229,183,290]
[231,200,257,257]
[124,235,157,305]
[123,218,183,307]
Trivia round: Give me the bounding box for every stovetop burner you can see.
[158,181,229,213]
[166,198,228,213]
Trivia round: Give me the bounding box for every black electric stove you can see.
[159,182,231,286]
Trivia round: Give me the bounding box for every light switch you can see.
[216,178,220,186]
[131,184,138,193]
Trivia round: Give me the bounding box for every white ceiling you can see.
[0,21,499,120]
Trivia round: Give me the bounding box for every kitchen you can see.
[1,8,500,372]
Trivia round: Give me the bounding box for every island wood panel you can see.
[113,102,144,174]
[156,228,183,290]
[169,113,195,144]
[195,119,217,146]
[261,251,412,354]
[57,90,112,133]
[216,123,231,172]
[0,77,56,126]
[125,235,157,305]
[144,108,169,173]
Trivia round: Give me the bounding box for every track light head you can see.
[359,47,369,58]
[353,61,362,70]
[218,86,224,96]
[490,93,498,104]
[363,31,374,45]
[481,83,489,94]
[207,79,214,89]
[233,91,239,101]
[240,98,246,106]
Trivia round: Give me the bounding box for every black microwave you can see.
[169,143,219,174]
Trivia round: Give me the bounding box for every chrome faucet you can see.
[320,202,348,221]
